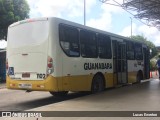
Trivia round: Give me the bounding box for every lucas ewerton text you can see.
[133,112,157,117]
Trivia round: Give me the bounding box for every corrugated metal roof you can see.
[122,0,160,29]
[99,0,160,29]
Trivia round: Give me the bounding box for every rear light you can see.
[37,85,44,88]
[47,56,53,74]
[48,63,53,68]
[10,83,16,87]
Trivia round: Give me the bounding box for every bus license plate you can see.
[18,83,32,89]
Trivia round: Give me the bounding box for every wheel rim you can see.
[93,80,100,92]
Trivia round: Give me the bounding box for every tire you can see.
[137,72,143,83]
[49,91,68,97]
[91,74,104,93]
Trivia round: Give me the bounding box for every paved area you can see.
[1,78,160,120]
[1,71,160,120]
[29,79,160,111]
[0,82,6,89]
[0,87,90,111]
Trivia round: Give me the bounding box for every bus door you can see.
[143,47,150,79]
[117,42,127,84]
[112,40,118,85]
[112,40,127,85]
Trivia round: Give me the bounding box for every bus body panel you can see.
[7,18,49,83]
[8,52,47,80]
[127,60,144,83]
[6,17,149,92]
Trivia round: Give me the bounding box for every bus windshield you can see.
[8,20,49,48]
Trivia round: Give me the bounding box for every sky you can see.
[1,0,160,48]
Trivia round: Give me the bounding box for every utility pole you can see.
[84,0,86,26]
[130,17,132,37]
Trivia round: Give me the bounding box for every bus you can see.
[6,17,150,96]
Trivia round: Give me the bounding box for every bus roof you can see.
[9,17,146,46]
[9,18,48,28]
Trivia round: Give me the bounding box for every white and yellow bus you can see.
[6,17,150,96]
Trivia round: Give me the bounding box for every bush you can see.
[150,60,156,71]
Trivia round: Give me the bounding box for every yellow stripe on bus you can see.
[7,71,138,92]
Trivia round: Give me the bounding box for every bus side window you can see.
[98,34,112,59]
[59,24,80,57]
[135,43,143,60]
[60,41,70,55]
[127,41,135,60]
[80,30,97,58]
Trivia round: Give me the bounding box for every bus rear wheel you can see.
[91,74,104,93]
[49,91,68,97]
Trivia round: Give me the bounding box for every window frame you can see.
[126,41,135,60]
[59,23,80,57]
[97,33,112,59]
[80,29,98,58]
[134,43,143,60]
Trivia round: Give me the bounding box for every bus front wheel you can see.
[49,91,68,97]
[91,74,105,93]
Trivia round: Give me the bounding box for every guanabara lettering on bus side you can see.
[84,63,112,70]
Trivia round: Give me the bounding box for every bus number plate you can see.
[19,83,32,89]
[37,74,46,79]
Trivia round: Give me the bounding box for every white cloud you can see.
[26,0,123,31]
[86,0,124,31]
[118,23,137,37]
[136,25,160,46]
[154,35,160,46]
[101,0,124,14]
[87,12,112,31]
[26,0,125,31]
[138,25,158,36]
[0,40,7,49]
[25,0,160,46]
[119,23,160,46]
[26,0,96,18]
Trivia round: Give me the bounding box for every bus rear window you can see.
[8,21,49,48]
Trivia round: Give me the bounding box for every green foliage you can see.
[131,35,157,58]
[0,0,30,40]
[150,60,156,71]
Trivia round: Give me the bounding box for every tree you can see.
[131,35,157,58]
[0,0,30,40]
